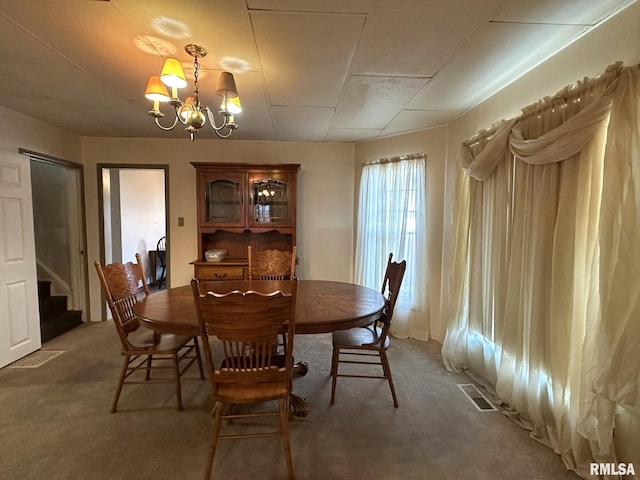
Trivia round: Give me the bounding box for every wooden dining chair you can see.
[330,253,407,407]
[192,278,298,480]
[156,236,167,289]
[94,253,204,413]
[248,245,297,280]
[248,245,297,353]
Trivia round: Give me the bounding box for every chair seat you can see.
[127,327,195,353]
[216,355,290,403]
[215,382,290,403]
[221,354,287,370]
[332,326,390,350]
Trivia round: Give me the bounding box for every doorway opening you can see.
[23,150,88,342]
[98,165,168,320]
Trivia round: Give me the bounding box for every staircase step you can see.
[40,310,83,343]
[37,280,51,300]
[39,295,68,318]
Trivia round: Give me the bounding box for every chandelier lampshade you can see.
[178,97,196,121]
[160,58,187,88]
[144,76,170,102]
[216,71,238,97]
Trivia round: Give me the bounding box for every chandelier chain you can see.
[193,56,200,97]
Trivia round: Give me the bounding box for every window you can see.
[355,153,427,338]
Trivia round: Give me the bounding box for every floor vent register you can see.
[6,350,65,368]
[457,383,498,412]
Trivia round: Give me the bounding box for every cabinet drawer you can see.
[195,265,245,280]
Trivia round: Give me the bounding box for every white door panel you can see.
[0,150,40,368]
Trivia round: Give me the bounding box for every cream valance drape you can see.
[443,62,640,477]
[462,64,623,180]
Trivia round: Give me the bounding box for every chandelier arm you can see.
[205,107,229,132]
[214,128,234,139]
[174,104,188,126]
[154,115,180,131]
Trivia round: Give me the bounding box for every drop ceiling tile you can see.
[246,0,374,13]
[0,72,42,100]
[380,109,462,137]
[350,0,504,77]
[408,22,589,111]
[217,72,277,141]
[0,15,66,65]
[250,11,365,107]
[228,125,278,141]
[1,63,121,112]
[333,75,429,129]
[270,106,334,141]
[0,0,160,103]
[0,97,121,136]
[325,128,381,142]
[491,0,637,25]
[116,0,262,71]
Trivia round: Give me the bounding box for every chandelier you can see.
[144,44,241,140]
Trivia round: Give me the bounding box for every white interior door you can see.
[0,150,41,368]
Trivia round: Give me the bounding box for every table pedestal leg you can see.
[292,361,308,376]
[289,361,309,416]
[290,393,309,417]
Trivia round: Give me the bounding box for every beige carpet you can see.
[0,321,579,480]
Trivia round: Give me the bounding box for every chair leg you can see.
[111,354,130,413]
[145,355,153,381]
[158,266,166,289]
[193,338,205,380]
[380,351,399,408]
[206,401,225,479]
[173,352,183,411]
[329,347,340,405]
[278,397,295,480]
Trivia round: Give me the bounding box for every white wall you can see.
[118,168,166,276]
[0,106,81,163]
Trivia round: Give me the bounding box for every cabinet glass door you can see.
[205,177,242,225]
[251,178,289,224]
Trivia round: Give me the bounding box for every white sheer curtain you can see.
[442,63,640,477]
[355,154,428,339]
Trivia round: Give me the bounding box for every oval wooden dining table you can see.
[132,279,385,416]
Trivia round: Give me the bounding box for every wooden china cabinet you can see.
[191,162,300,280]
